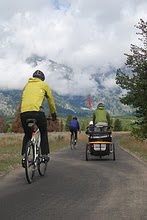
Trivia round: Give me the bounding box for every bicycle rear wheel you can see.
[25,140,35,184]
[38,147,48,176]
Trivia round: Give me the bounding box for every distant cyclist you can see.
[20,70,57,167]
[93,102,111,130]
[69,117,80,144]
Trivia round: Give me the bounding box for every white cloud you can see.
[0,0,147,95]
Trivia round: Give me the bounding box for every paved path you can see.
[0,137,147,220]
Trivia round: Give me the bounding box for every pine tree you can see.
[116,19,147,139]
[47,118,63,132]
[12,104,23,133]
[114,119,122,131]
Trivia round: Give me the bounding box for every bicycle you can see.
[70,131,78,150]
[24,118,49,184]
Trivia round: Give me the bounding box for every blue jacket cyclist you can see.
[69,117,80,143]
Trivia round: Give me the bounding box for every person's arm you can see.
[93,112,96,125]
[44,83,57,119]
[77,121,80,131]
[106,111,111,126]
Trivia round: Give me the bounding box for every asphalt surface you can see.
[0,136,147,220]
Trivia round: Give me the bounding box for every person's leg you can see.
[74,130,77,141]
[20,112,32,155]
[36,112,49,155]
[70,130,73,141]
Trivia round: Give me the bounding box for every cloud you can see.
[0,0,147,95]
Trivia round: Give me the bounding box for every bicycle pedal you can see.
[41,155,50,163]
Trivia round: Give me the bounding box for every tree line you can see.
[0,112,124,133]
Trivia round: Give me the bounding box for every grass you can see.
[0,131,146,176]
[0,136,21,174]
[118,133,147,164]
[0,132,88,176]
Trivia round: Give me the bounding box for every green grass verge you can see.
[0,132,87,176]
[1,131,146,176]
[118,134,147,164]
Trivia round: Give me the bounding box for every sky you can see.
[0,0,147,95]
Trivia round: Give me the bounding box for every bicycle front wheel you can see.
[25,140,35,184]
[38,147,48,176]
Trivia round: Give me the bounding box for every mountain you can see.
[0,90,21,117]
[0,55,133,118]
[0,88,132,119]
[26,54,73,80]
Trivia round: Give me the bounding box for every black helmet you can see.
[33,70,45,81]
[73,117,77,120]
[97,102,104,108]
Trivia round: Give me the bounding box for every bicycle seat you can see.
[26,119,37,127]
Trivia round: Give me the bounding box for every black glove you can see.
[51,112,57,121]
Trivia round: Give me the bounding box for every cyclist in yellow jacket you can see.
[20,70,57,166]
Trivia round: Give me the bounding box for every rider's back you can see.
[94,108,108,123]
[70,120,79,130]
[21,77,56,113]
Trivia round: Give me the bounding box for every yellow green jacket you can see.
[21,77,56,114]
[93,106,110,125]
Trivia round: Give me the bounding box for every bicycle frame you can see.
[31,128,41,165]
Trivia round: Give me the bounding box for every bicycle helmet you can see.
[73,117,77,120]
[97,102,104,108]
[33,70,45,81]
